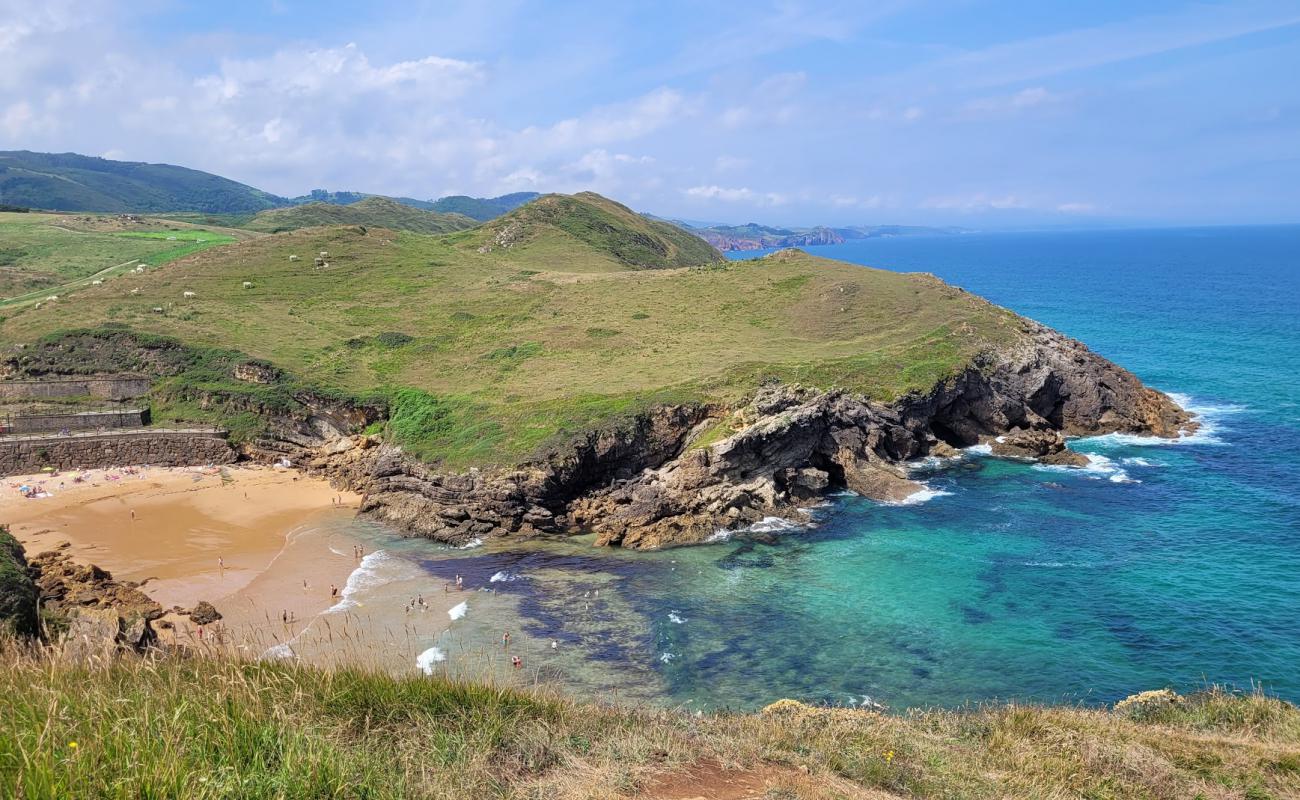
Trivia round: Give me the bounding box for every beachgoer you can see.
[197,626,204,640]
[282,610,288,624]
[303,579,308,590]
[218,557,224,570]
[502,632,511,648]
[511,656,522,669]
[129,509,135,520]
[551,640,558,650]
[330,584,338,599]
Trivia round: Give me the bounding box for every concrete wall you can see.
[5,409,149,434]
[0,430,235,475]
[0,376,152,402]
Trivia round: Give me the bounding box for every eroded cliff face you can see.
[293,320,1192,550]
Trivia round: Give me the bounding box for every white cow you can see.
[289,254,299,262]
[319,250,329,258]
[91,279,103,286]
[183,291,196,298]
[242,281,253,289]
[130,288,140,295]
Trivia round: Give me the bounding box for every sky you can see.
[2,0,1298,227]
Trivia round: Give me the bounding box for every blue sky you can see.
[2,1,1298,226]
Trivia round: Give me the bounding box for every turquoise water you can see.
[356,226,1300,711]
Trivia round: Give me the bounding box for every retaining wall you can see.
[0,376,152,401]
[0,430,235,475]
[5,409,149,434]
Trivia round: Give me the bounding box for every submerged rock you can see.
[990,428,1089,467]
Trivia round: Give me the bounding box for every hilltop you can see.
[429,191,540,221]
[244,196,477,235]
[467,192,725,269]
[0,151,286,214]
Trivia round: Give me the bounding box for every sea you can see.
[317,225,1300,711]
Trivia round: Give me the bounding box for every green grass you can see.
[0,194,1024,469]
[0,212,245,304]
[1,643,1297,800]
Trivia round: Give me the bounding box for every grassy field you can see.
[0,194,1022,468]
[1,642,1296,799]
[0,212,246,304]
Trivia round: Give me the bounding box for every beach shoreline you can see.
[1,461,494,674]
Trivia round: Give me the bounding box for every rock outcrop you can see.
[30,547,163,652]
[292,319,1191,550]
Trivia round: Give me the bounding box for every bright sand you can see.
[1,464,476,671]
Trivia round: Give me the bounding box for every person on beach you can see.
[551,640,558,650]
[330,584,338,599]
[502,631,511,649]
[217,556,224,570]
[282,610,288,624]
[303,579,308,591]
[129,509,135,520]
[511,655,522,669]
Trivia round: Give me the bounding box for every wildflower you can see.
[883,749,894,764]
[68,742,78,749]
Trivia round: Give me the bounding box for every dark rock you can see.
[189,601,222,626]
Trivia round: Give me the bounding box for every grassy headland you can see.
[1,643,1296,799]
[0,192,1023,468]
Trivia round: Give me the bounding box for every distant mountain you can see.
[0,151,287,214]
[678,221,966,251]
[429,192,541,221]
[287,189,440,211]
[244,196,476,235]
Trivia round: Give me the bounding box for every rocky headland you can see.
[257,319,1192,550]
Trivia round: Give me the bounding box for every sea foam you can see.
[448,601,468,620]
[416,646,446,674]
[326,550,398,614]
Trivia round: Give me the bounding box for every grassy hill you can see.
[0,151,287,214]
[0,211,251,303]
[0,191,1019,467]
[467,192,726,270]
[429,191,540,221]
[244,197,477,235]
[2,646,1296,799]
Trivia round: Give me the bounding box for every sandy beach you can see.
[1,465,366,640]
[1,462,483,671]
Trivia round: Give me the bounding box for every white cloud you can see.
[923,193,1031,212]
[684,185,788,206]
[961,87,1063,117]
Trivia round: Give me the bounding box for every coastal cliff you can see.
[290,316,1190,549]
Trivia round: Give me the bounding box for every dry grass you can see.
[1,637,1296,799]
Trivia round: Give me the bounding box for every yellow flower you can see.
[68,742,78,749]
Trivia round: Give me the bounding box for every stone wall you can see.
[6,409,149,434]
[0,431,234,475]
[0,376,152,402]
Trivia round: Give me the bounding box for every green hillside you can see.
[0,192,1018,468]
[0,151,287,214]
[244,197,477,235]
[0,211,250,302]
[429,191,540,221]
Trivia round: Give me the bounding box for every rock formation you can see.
[294,318,1192,549]
[29,547,163,652]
